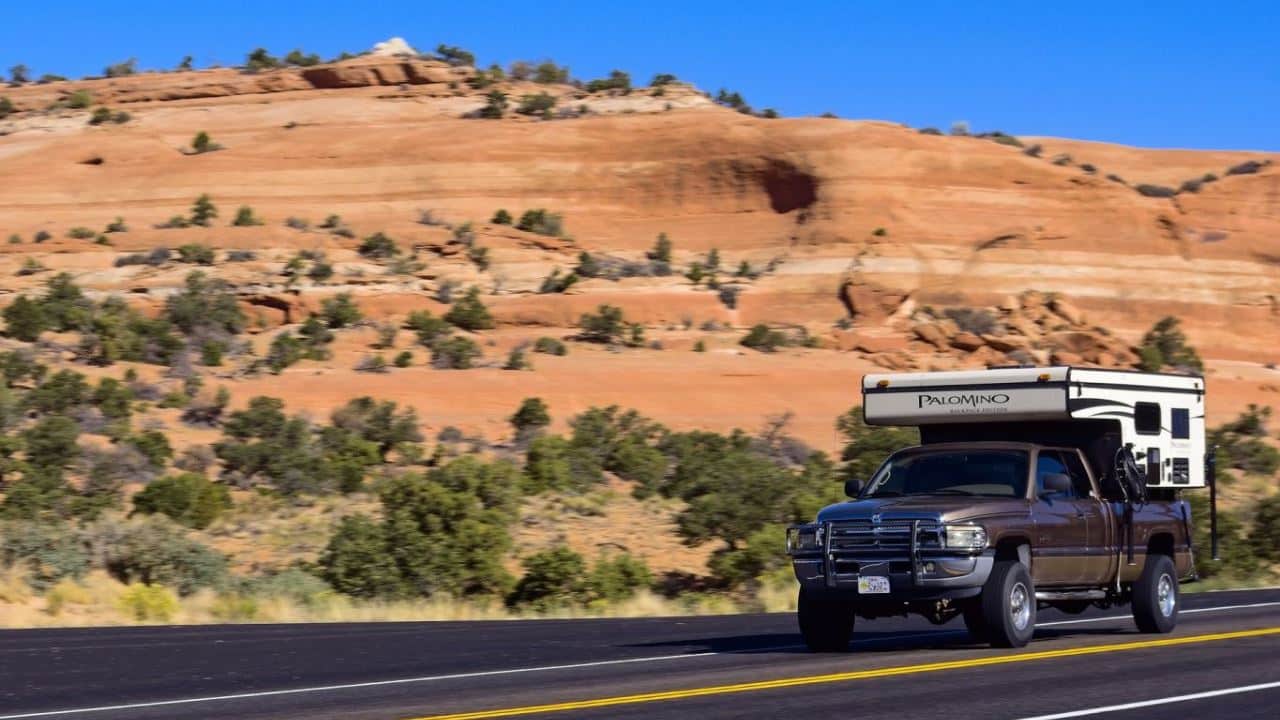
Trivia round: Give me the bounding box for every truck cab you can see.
[787,367,1204,650]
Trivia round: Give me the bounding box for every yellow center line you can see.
[411,626,1280,720]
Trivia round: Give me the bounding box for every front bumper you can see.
[788,520,994,599]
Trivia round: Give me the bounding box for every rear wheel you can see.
[1132,554,1178,633]
[980,560,1036,648]
[798,588,855,652]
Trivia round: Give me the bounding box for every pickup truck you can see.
[787,440,1194,649]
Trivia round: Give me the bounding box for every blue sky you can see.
[4,1,1276,150]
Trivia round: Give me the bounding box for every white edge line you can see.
[2,600,1276,719]
[1014,680,1280,719]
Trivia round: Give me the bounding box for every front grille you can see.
[828,519,941,551]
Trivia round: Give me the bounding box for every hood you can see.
[815,495,1029,524]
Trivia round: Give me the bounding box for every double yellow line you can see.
[414,626,1280,720]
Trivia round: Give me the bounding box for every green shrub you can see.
[740,324,788,352]
[491,209,512,225]
[104,58,137,78]
[647,233,673,263]
[577,305,626,343]
[176,243,216,265]
[1136,184,1177,198]
[126,431,174,470]
[132,473,231,529]
[515,209,564,237]
[394,350,413,367]
[67,226,95,239]
[431,336,481,369]
[89,106,113,125]
[66,90,93,109]
[190,194,218,225]
[478,90,508,119]
[4,296,48,341]
[443,287,494,330]
[104,516,227,595]
[164,271,245,336]
[506,545,588,611]
[406,310,451,345]
[435,44,475,67]
[587,552,652,603]
[516,92,556,116]
[190,131,220,154]
[1137,316,1203,372]
[283,49,321,67]
[245,48,281,72]
[585,70,631,93]
[510,398,551,437]
[231,205,263,227]
[0,97,13,118]
[533,337,567,356]
[0,521,89,590]
[532,61,570,84]
[358,232,399,259]
[321,293,363,328]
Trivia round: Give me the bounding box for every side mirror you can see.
[844,479,863,498]
[1040,473,1072,496]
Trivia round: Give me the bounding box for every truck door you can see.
[1059,450,1111,584]
[1032,450,1093,586]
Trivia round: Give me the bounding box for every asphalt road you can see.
[2,587,1278,720]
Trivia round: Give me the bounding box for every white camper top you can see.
[862,367,1206,487]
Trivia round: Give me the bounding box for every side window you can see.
[1059,451,1094,498]
[1135,402,1161,435]
[1171,408,1190,440]
[1036,452,1080,499]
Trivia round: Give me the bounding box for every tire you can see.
[961,600,989,641]
[980,559,1036,648]
[1132,554,1178,633]
[798,588,855,652]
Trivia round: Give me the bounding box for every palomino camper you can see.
[862,366,1206,488]
[787,366,1210,650]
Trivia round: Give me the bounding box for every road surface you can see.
[2,587,1278,720]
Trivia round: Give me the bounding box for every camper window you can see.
[1134,402,1161,435]
[1171,408,1191,440]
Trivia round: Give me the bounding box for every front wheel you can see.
[1132,554,1178,633]
[980,559,1036,648]
[798,588,855,652]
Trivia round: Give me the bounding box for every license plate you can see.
[858,576,890,594]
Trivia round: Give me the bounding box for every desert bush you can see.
[231,205,263,227]
[321,293,362,328]
[1210,405,1280,476]
[585,70,631,94]
[190,194,218,225]
[125,430,174,470]
[176,243,216,265]
[358,232,399,259]
[587,552,652,602]
[67,226,95,240]
[943,307,998,335]
[647,233,673,263]
[918,127,943,135]
[740,324,788,352]
[1250,496,1280,564]
[510,397,551,438]
[515,209,564,237]
[533,337,567,356]
[102,516,226,595]
[516,92,556,116]
[1186,494,1258,579]
[468,245,490,271]
[478,90,508,119]
[491,209,512,225]
[718,286,742,309]
[33,230,51,243]
[157,215,190,229]
[226,250,256,262]
[1022,143,1042,157]
[66,90,92,109]
[164,271,245,338]
[1226,160,1267,176]
[504,347,531,371]
[117,583,180,621]
[1135,184,1177,198]
[284,49,321,67]
[1137,316,1203,372]
[506,545,588,611]
[539,268,579,294]
[393,351,413,367]
[245,48,281,72]
[0,521,89,590]
[431,336,482,369]
[577,305,626,344]
[132,473,231,529]
[0,97,13,118]
[190,131,221,155]
[443,287,494,331]
[1179,178,1203,194]
[406,310,451,346]
[355,354,389,373]
[16,258,45,276]
[285,217,310,231]
[1106,173,1126,184]
[104,58,137,78]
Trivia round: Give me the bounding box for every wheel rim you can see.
[1010,582,1031,631]
[1157,573,1176,617]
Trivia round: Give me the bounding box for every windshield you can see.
[863,449,1029,498]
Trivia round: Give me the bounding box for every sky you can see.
[3,0,1277,150]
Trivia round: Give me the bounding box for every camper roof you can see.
[862,366,1203,426]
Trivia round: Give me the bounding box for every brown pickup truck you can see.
[786,441,1194,649]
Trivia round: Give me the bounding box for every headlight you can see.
[943,524,987,550]
[787,525,822,553]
